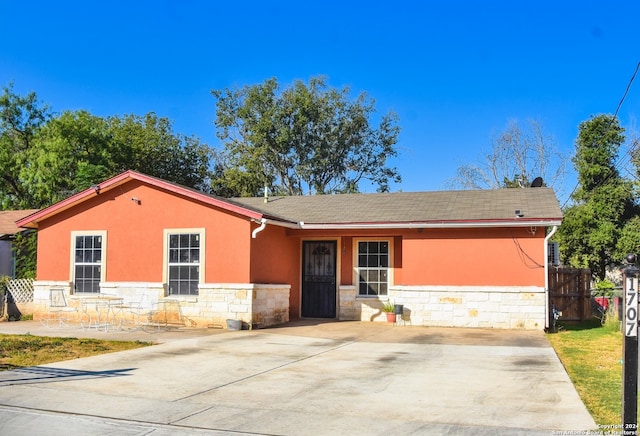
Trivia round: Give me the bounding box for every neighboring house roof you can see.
[0,209,39,239]
[16,170,563,230]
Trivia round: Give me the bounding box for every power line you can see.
[561,61,640,209]
[615,62,640,119]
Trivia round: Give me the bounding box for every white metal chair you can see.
[121,295,158,331]
[80,297,115,332]
[41,288,78,328]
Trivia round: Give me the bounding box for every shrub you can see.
[595,279,616,297]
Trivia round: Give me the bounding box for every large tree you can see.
[0,86,214,209]
[211,76,401,196]
[448,119,567,192]
[23,110,113,207]
[107,112,212,193]
[0,83,51,208]
[554,114,638,280]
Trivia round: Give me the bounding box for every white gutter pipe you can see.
[295,220,562,230]
[251,218,267,239]
[544,225,558,329]
[251,218,303,238]
[252,218,563,232]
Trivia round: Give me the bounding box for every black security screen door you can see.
[302,241,337,318]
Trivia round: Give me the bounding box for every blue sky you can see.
[1,1,639,203]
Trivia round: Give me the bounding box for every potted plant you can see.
[382,301,396,323]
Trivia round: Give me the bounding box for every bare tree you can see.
[447,119,567,194]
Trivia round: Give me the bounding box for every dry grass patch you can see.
[0,334,152,371]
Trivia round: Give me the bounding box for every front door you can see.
[301,241,337,318]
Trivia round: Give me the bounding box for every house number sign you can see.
[623,261,639,434]
[626,274,638,337]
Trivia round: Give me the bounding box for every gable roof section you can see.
[0,209,40,238]
[16,170,563,230]
[16,170,265,229]
[231,188,563,229]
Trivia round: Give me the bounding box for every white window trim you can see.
[353,238,393,299]
[70,230,107,293]
[163,228,206,296]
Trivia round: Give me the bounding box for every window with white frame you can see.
[73,233,105,293]
[167,232,202,296]
[357,240,389,296]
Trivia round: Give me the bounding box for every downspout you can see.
[252,218,267,239]
[544,225,558,329]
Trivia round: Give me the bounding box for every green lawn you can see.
[546,318,626,426]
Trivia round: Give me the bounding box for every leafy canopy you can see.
[0,85,212,209]
[212,76,401,196]
[0,83,51,208]
[554,114,638,280]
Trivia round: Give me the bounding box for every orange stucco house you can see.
[17,170,563,330]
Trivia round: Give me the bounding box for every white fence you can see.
[1,278,34,319]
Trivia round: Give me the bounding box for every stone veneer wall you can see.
[339,284,546,330]
[251,284,290,327]
[338,285,357,320]
[196,283,290,328]
[31,281,290,329]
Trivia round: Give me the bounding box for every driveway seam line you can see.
[173,339,355,403]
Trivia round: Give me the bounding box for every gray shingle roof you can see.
[11,171,563,231]
[230,188,562,225]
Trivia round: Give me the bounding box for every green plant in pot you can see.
[382,300,396,323]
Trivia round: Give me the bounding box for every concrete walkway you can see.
[0,320,597,435]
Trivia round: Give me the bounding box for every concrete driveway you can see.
[0,320,596,435]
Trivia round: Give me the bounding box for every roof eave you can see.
[257,218,302,230]
[296,218,563,230]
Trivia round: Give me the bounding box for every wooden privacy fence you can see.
[548,267,592,322]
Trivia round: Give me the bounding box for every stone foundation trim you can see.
[387,285,546,330]
[338,285,357,320]
[31,281,291,329]
[336,283,547,330]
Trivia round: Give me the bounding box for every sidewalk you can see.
[0,319,226,343]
